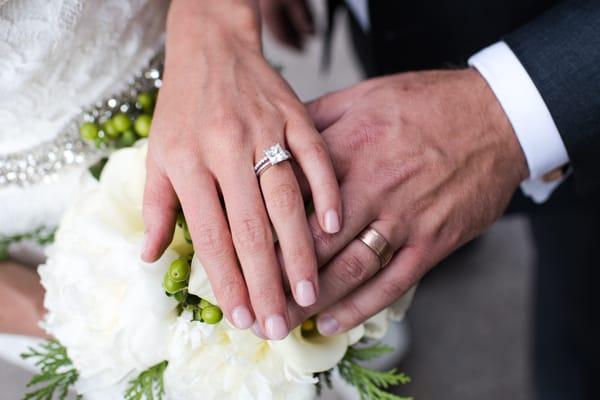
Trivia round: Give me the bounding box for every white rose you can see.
[39,143,183,396]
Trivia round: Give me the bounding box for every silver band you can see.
[254,143,292,177]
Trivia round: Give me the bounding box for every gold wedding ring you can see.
[357,227,393,268]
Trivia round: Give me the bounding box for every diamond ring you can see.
[254,143,292,177]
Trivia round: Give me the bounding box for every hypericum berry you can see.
[168,258,191,283]
[137,92,155,112]
[199,298,211,309]
[201,305,223,324]
[134,114,152,137]
[117,129,138,148]
[102,118,120,139]
[163,273,187,294]
[112,113,132,132]
[80,122,100,141]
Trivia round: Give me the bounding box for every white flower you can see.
[39,143,182,396]
[164,322,316,400]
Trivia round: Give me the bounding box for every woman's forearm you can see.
[0,262,47,337]
[166,0,262,56]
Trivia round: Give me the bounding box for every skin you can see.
[142,0,342,339]
[271,69,530,336]
[0,261,47,338]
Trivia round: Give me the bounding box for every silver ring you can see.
[254,143,292,177]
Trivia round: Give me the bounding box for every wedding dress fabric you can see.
[0,0,167,381]
[0,0,168,238]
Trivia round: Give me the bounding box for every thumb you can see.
[141,160,178,262]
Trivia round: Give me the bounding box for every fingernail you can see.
[324,209,340,234]
[251,321,266,339]
[232,306,254,329]
[296,280,317,307]
[265,315,289,340]
[141,233,151,261]
[317,314,339,336]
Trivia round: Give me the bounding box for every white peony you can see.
[39,143,182,396]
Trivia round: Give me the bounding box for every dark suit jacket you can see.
[342,0,600,200]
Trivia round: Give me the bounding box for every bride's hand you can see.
[283,70,528,335]
[142,0,341,339]
[0,261,47,338]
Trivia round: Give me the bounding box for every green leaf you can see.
[124,361,168,400]
[337,343,412,400]
[20,340,81,400]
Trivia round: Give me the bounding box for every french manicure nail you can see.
[317,314,339,336]
[324,209,340,234]
[296,280,317,307]
[265,315,289,340]
[232,306,254,329]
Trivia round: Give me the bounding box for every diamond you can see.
[264,143,291,165]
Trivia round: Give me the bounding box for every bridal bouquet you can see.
[22,141,414,400]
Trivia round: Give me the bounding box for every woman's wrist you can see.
[166,0,262,56]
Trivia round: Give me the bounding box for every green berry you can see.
[199,299,212,309]
[112,113,132,132]
[137,92,155,112]
[134,114,152,137]
[201,305,223,324]
[102,119,120,139]
[80,122,100,141]
[117,129,137,148]
[163,273,187,294]
[168,258,191,282]
[94,135,108,149]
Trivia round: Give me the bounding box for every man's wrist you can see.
[467,68,530,183]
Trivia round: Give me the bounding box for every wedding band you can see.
[254,143,292,177]
[357,227,393,268]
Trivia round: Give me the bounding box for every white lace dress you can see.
[0,0,168,382]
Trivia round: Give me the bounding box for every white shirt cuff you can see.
[468,41,569,203]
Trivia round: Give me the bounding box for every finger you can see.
[219,161,290,340]
[170,165,254,330]
[286,122,342,235]
[316,245,422,336]
[287,220,405,328]
[260,161,318,307]
[288,0,315,35]
[142,160,178,262]
[305,81,379,131]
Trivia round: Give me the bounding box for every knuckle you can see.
[285,245,315,269]
[255,285,283,310]
[217,272,242,301]
[381,277,409,302]
[333,253,371,288]
[268,183,300,213]
[311,225,332,249]
[233,217,271,254]
[194,223,232,259]
[343,299,369,324]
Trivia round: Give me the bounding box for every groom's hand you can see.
[286,69,529,335]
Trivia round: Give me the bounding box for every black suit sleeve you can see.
[504,0,600,199]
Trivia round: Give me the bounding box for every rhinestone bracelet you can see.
[0,51,164,188]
